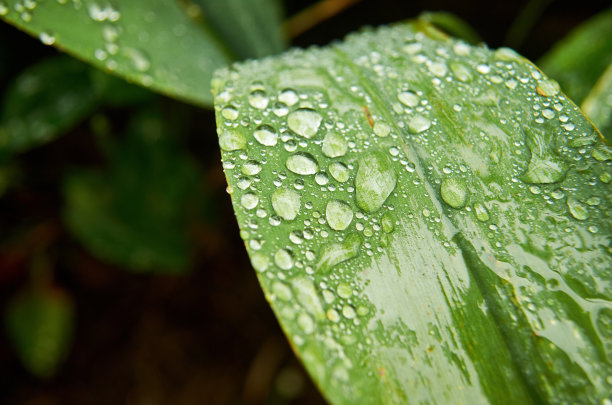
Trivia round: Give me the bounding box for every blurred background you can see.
[0,0,609,404]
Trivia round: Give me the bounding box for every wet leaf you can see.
[4,286,74,378]
[213,22,612,404]
[189,0,286,59]
[0,0,231,106]
[539,7,612,103]
[582,63,612,143]
[63,112,201,273]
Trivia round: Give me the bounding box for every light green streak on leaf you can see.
[0,0,231,107]
[539,7,612,103]
[63,112,200,273]
[213,23,611,405]
[416,11,482,45]
[4,287,74,378]
[582,63,612,143]
[190,0,286,59]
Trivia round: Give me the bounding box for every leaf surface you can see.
[582,63,612,143]
[213,23,612,404]
[0,0,231,106]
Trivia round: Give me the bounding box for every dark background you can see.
[0,0,609,404]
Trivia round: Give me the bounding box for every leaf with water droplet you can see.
[214,20,611,405]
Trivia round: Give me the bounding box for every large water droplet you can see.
[322,132,348,158]
[326,200,354,231]
[329,162,349,183]
[279,88,299,106]
[398,91,419,107]
[373,122,390,137]
[275,248,294,270]
[287,108,322,138]
[251,252,270,272]
[317,233,362,272]
[567,197,588,220]
[271,188,301,220]
[408,114,431,134]
[221,105,239,121]
[440,177,468,209]
[355,152,397,213]
[241,193,259,210]
[272,281,293,301]
[536,78,560,97]
[242,160,262,176]
[297,313,314,333]
[248,90,269,109]
[521,154,567,184]
[293,277,324,319]
[219,129,245,151]
[253,124,278,146]
[473,203,490,222]
[286,152,319,175]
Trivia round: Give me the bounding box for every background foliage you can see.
[0,0,610,404]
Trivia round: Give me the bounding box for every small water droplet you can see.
[440,177,468,209]
[298,313,314,333]
[248,90,269,109]
[287,108,322,138]
[242,160,262,176]
[39,31,56,45]
[275,249,294,270]
[251,253,270,272]
[381,212,395,233]
[221,105,239,121]
[253,124,278,146]
[241,193,259,210]
[373,121,391,137]
[289,230,304,244]
[337,283,352,299]
[322,132,348,158]
[329,162,349,183]
[124,47,150,72]
[429,62,447,77]
[398,90,419,107]
[272,102,289,116]
[278,88,299,106]
[567,197,588,220]
[286,152,319,175]
[476,64,491,74]
[315,171,330,185]
[271,188,301,220]
[219,129,246,151]
[326,200,354,231]
[473,203,489,222]
[355,152,397,213]
[536,78,560,97]
[408,114,431,134]
[317,233,362,271]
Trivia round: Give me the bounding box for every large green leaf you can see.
[189,0,286,59]
[0,0,232,106]
[213,23,611,404]
[538,8,612,104]
[582,63,612,143]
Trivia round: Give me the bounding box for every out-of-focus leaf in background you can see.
[582,63,612,143]
[63,111,204,273]
[539,7,612,104]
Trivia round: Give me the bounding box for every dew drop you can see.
[398,91,419,107]
[286,152,319,175]
[373,121,391,137]
[337,283,352,299]
[271,188,301,220]
[473,202,489,222]
[124,47,150,72]
[326,200,354,231]
[242,160,262,176]
[315,171,330,185]
[298,313,314,333]
[317,233,362,272]
[355,152,397,213]
[248,90,269,109]
[221,105,239,121]
[567,197,588,220]
[322,132,348,158]
[273,282,293,301]
[253,124,278,146]
[219,129,246,151]
[408,114,431,134]
[440,178,468,209]
[381,212,395,233]
[279,88,299,106]
[342,305,356,319]
[287,108,322,138]
[272,102,289,117]
[39,31,56,45]
[275,249,294,270]
[536,78,560,97]
[240,193,259,210]
[251,253,270,272]
[329,162,350,183]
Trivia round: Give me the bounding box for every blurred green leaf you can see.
[189,0,286,59]
[0,0,232,107]
[63,112,202,273]
[539,8,612,103]
[214,22,611,404]
[416,11,481,45]
[0,56,98,156]
[582,63,612,143]
[4,286,74,378]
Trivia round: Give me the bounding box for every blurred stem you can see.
[284,0,362,39]
[504,0,556,50]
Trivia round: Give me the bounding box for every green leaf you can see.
[4,286,74,378]
[213,23,611,404]
[0,56,98,156]
[63,111,201,273]
[416,11,482,45]
[582,63,612,143]
[538,8,612,103]
[0,0,231,106]
[189,0,286,59]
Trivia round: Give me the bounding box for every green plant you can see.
[1,1,610,403]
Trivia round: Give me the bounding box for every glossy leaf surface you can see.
[0,0,231,106]
[213,23,612,404]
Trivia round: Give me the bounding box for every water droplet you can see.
[272,282,293,301]
[373,121,390,137]
[289,230,304,244]
[408,114,431,133]
[327,309,341,323]
[355,152,397,212]
[337,283,352,299]
[287,108,322,138]
[241,193,259,210]
[551,189,565,200]
[242,160,262,176]
[342,305,356,319]
[476,64,491,74]
[536,78,560,97]
[450,62,472,82]
[429,62,447,77]
[326,200,354,231]
[248,90,269,109]
[521,154,567,184]
[271,188,301,220]
[315,171,330,185]
[586,196,600,206]
[253,124,278,146]
[473,203,489,222]
[329,162,349,183]
[286,152,318,175]
[124,47,150,72]
[221,105,239,121]
[272,102,288,117]
[592,145,612,161]
[298,313,314,333]
[39,31,56,45]
[398,91,419,107]
[317,233,362,272]
[440,178,468,209]
[251,253,270,272]
[219,129,245,151]
[0,2,8,16]
[293,277,324,319]
[567,197,588,220]
[381,212,395,233]
[275,249,294,270]
[278,88,299,106]
[322,132,348,158]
